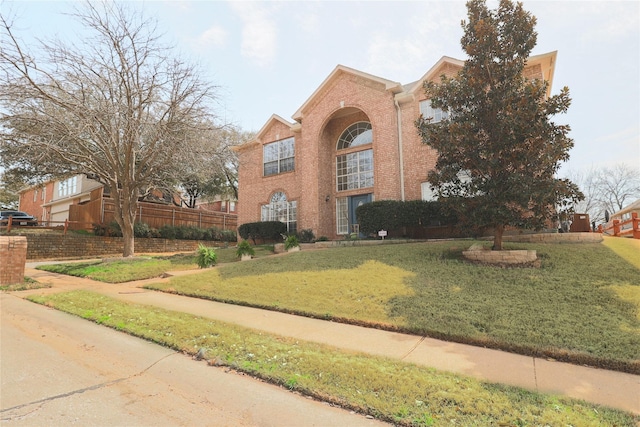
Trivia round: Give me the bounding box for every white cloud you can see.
[230,2,277,68]
[365,2,466,82]
[193,25,228,50]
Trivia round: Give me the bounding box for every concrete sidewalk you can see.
[18,264,640,415]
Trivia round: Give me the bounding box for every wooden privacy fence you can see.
[69,198,237,231]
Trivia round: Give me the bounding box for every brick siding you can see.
[21,234,218,260]
[237,59,552,240]
[0,236,28,284]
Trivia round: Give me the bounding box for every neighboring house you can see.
[603,199,640,238]
[235,52,557,239]
[19,175,103,225]
[19,175,238,231]
[197,198,238,214]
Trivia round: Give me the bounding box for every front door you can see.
[349,193,372,237]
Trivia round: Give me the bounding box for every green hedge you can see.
[238,221,287,244]
[93,221,237,242]
[356,200,457,235]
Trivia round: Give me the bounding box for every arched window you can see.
[336,122,372,150]
[336,122,373,192]
[260,192,297,233]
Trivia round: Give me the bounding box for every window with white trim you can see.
[336,150,373,191]
[336,122,374,192]
[261,192,297,233]
[337,122,372,149]
[419,99,449,123]
[336,197,349,235]
[263,137,295,176]
[58,176,78,198]
[421,182,437,201]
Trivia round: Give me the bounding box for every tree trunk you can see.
[492,224,504,251]
[115,186,137,258]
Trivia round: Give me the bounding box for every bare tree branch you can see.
[0,1,222,256]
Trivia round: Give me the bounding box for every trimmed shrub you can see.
[356,200,458,235]
[238,221,287,244]
[134,222,152,238]
[298,229,315,243]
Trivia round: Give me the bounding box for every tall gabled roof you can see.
[406,56,465,95]
[232,114,296,152]
[292,65,403,122]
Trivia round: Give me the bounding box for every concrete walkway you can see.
[17,263,640,416]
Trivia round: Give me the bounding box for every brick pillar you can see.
[0,236,28,285]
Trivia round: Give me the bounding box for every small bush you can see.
[316,236,329,242]
[236,240,255,258]
[196,244,217,268]
[298,229,315,243]
[218,229,238,243]
[284,234,299,250]
[134,222,152,238]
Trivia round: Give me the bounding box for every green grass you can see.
[145,240,640,371]
[27,290,637,427]
[35,246,275,283]
[0,277,50,292]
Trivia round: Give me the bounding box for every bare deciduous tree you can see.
[0,2,221,256]
[566,163,640,223]
[177,126,252,208]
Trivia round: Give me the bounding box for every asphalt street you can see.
[0,293,387,427]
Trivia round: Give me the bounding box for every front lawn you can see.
[28,290,637,427]
[36,246,275,283]
[146,240,640,372]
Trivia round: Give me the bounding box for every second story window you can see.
[263,137,295,176]
[419,99,449,123]
[58,176,78,198]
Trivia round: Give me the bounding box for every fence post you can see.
[632,212,640,239]
[199,211,202,228]
[6,216,12,233]
[64,219,69,235]
[613,219,621,237]
[172,209,175,226]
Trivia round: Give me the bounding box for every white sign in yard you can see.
[378,230,387,239]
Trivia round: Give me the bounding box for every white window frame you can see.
[261,192,297,233]
[336,197,349,235]
[421,182,437,201]
[419,99,449,123]
[263,137,295,177]
[336,149,373,192]
[58,176,78,198]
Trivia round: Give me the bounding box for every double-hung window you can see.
[58,176,78,198]
[419,99,449,123]
[263,137,295,176]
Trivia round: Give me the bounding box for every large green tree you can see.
[417,0,582,250]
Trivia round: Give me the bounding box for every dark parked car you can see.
[0,210,38,226]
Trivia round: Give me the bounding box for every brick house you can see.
[19,175,238,230]
[235,52,557,240]
[19,175,102,226]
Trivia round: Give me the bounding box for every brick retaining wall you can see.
[0,236,28,284]
[502,232,603,244]
[21,234,216,260]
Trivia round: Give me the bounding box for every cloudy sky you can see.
[6,1,639,176]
